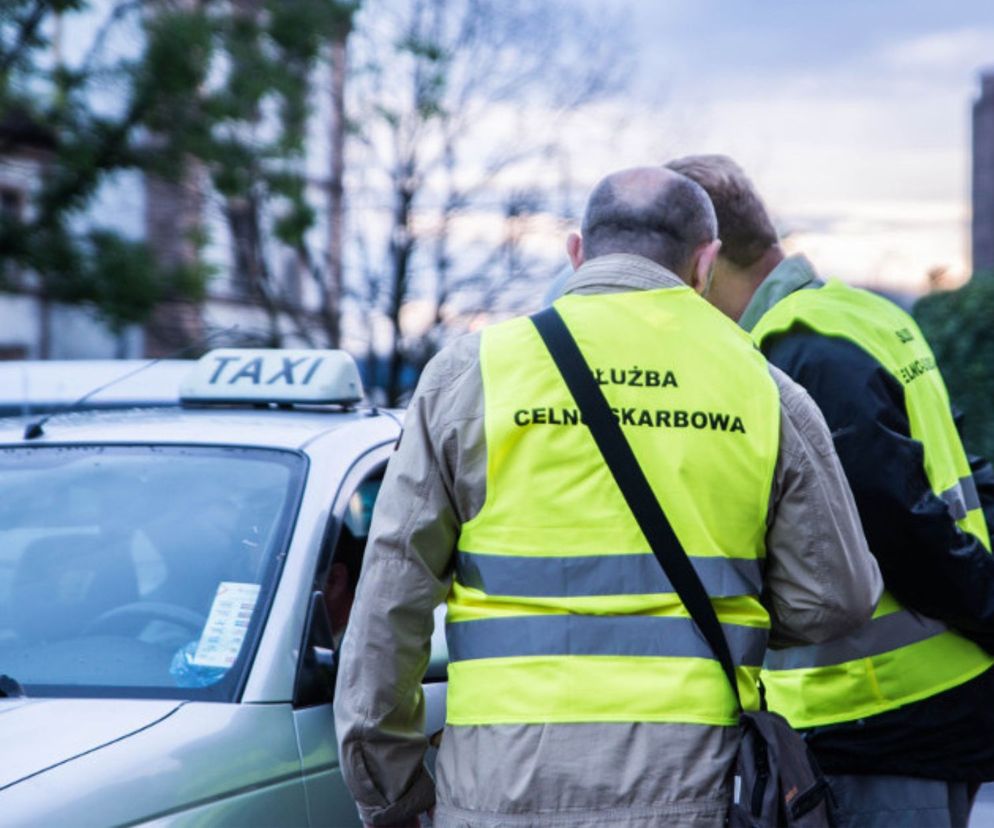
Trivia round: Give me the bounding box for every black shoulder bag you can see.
[530,306,835,828]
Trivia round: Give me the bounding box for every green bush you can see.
[914,272,994,466]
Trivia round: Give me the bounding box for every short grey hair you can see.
[665,155,778,268]
[580,168,717,274]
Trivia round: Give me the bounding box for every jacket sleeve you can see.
[333,347,477,826]
[970,452,994,533]
[765,331,994,652]
[953,405,994,531]
[763,366,882,648]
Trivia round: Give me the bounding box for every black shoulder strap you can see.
[530,305,742,708]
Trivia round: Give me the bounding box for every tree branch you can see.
[0,0,49,79]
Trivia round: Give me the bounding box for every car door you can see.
[291,449,448,827]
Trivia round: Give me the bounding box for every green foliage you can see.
[0,0,360,330]
[139,0,358,251]
[51,230,209,333]
[914,272,994,465]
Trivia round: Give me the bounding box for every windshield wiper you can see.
[0,674,25,698]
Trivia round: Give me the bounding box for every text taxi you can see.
[0,349,447,827]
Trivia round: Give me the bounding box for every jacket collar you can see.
[739,253,823,332]
[563,254,688,296]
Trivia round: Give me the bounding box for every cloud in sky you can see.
[582,0,994,291]
[59,0,994,296]
[629,0,994,85]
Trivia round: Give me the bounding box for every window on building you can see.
[0,345,27,361]
[0,186,25,285]
[0,187,24,221]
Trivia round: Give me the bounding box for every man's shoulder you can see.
[765,326,890,388]
[766,362,838,461]
[792,281,916,336]
[764,327,906,441]
[416,331,482,395]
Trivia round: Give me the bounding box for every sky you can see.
[58,0,994,301]
[581,0,994,292]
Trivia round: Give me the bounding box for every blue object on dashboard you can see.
[169,641,227,689]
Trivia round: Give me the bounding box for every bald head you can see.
[579,167,717,278]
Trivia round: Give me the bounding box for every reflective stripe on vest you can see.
[764,608,947,670]
[447,287,780,727]
[456,550,764,599]
[752,280,994,728]
[448,614,769,665]
[940,475,982,521]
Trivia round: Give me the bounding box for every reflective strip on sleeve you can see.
[446,614,768,666]
[763,609,948,671]
[961,475,982,512]
[455,550,763,599]
[940,476,982,521]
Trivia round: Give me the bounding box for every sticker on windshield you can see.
[191,581,261,669]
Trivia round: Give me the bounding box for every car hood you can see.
[0,697,182,789]
[0,700,306,827]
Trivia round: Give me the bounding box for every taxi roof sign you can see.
[180,348,363,406]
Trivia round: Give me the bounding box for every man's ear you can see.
[566,232,584,270]
[691,239,722,295]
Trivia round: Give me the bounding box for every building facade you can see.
[973,70,994,275]
[0,129,322,362]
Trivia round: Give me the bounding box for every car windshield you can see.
[0,445,304,701]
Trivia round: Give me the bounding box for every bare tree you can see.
[346,0,630,403]
[167,0,361,350]
[323,10,354,348]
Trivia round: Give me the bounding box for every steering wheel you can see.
[83,602,207,637]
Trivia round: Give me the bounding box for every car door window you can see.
[292,460,447,826]
[294,470,449,709]
[321,478,380,651]
[293,474,381,709]
[325,476,448,681]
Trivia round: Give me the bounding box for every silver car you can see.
[0,349,447,827]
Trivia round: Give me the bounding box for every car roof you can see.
[0,404,402,452]
[0,360,191,415]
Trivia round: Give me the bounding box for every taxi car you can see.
[0,349,447,827]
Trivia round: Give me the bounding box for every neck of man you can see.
[719,245,786,321]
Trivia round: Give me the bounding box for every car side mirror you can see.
[312,645,337,673]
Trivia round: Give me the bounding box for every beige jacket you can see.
[334,254,882,827]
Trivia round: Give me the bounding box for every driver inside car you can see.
[323,526,363,648]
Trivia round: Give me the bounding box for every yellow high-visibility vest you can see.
[446,286,780,727]
[753,279,993,728]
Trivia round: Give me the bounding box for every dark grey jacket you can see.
[743,253,994,782]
